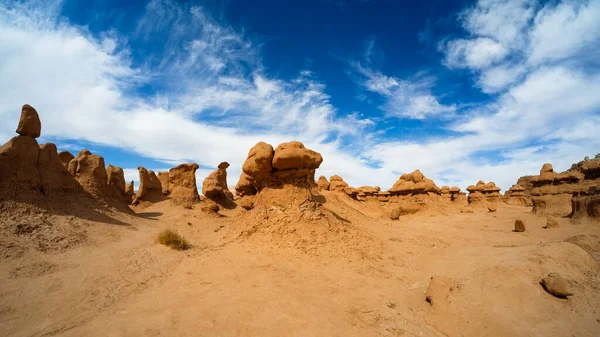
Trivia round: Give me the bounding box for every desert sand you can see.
[1,105,600,337]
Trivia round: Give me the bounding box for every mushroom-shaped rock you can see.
[538,163,556,183]
[235,172,256,196]
[16,104,41,138]
[272,141,323,171]
[242,142,274,179]
[202,162,232,201]
[358,186,378,195]
[58,150,74,168]
[541,273,573,298]
[389,170,439,195]
[317,175,330,190]
[68,149,108,197]
[169,163,200,203]
[329,175,348,192]
[157,171,170,195]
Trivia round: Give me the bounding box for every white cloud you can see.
[444,37,508,69]
[353,62,455,119]
[528,0,600,64]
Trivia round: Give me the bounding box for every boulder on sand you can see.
[541,273,573,298]
[16,104,41,138]
[514,219,526,232]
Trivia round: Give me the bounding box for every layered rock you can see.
[526,162,598,217]
[467,181,501,204]
[450,186,466,202]
[133,166,163,203]
[202,162,232,202]
[67,149,108,198]
[503,184,529,206]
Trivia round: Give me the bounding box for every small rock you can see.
[544,216,559,229]
[541,273,573,298]
[390,208,400,220]
[515,219,526,232]
[488,206,497,212]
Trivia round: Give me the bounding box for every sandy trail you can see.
[1,196,599,337]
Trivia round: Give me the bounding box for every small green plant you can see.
[157,229,190,250]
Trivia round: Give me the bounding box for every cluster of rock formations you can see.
[2,104,598,224]
[234,141,323,210]
[0,105,129,210]
[466,181,501,204]
[523,161,600,220]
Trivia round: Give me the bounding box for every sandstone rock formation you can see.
[37,143,80,195]
[329,175,348,192]
[467,181,501,204]
[503,184,529,206]
[449,186,466,202]
[106,165,127,202]
[202,162,232,202]
[125,180,134,203]
[389,170,439,196]
[58,150,74,168]
[544,216,559,229]
[169,163,200,203]
[235,172,256,196]
[68,149,108,198]
[16,104,41,138]
[158,171,170,195]
[317,176,330,190]
[239,141,323,211]
[523,161,599,218]
[133,166,163,204]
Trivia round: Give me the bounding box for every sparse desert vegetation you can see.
[157,229,190,250]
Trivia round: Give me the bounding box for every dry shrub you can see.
[157,229,190,250]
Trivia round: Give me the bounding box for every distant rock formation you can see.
[169,163,200,203]
[125,180,134,203]
[389,170,439,196]
[467,181,501,204]
[38,143,79,195]
[203,162,232,202]
[503,184,529,206]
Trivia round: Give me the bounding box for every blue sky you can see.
[1,0,599,190]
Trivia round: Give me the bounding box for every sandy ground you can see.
[1,192,600,337]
